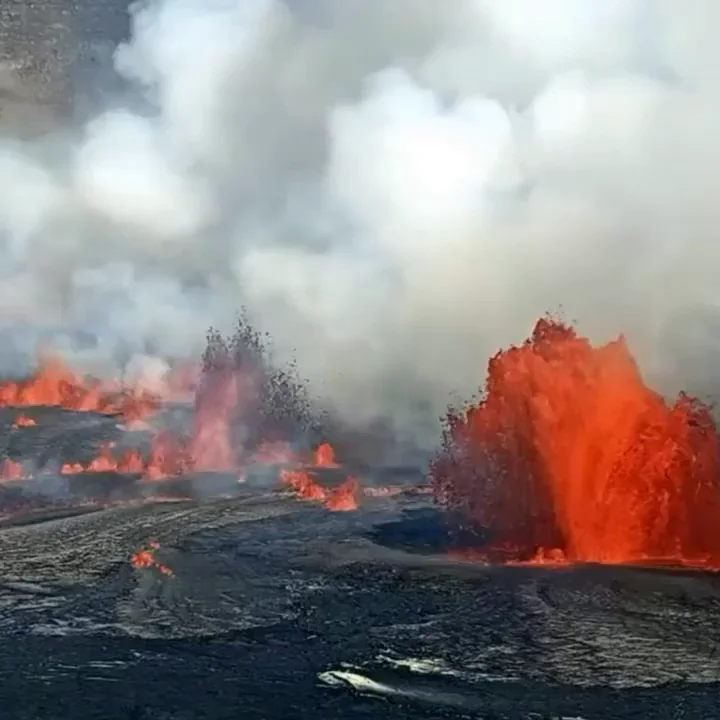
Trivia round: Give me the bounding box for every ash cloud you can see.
[0,0,718,451]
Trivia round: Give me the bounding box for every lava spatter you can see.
[431,317,720,568]
[130,540,174,576]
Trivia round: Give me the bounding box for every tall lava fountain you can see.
[431,318,720,567]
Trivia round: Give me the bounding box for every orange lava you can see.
[314,442,338,468]
[144,432,192,481]
[0,355,162,422]
[12,414,36,428]
[279,467,360,511]
[86,442,118,472]
[56,428,351,496]
[190,365,239,472]
[431,317,720,568]
[324,477,359,511]
[130,540,174,576]
[448,545,568,567]
[280,469,327,500]
[60,462,84,475]
[0,458,24,482]
[118,449,145,474]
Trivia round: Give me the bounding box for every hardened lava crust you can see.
[0,408,718,720]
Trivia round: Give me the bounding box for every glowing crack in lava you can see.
[431,317,720,568]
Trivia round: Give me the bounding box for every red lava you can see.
[431,317,720,569]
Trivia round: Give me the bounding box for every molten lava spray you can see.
[432,318,720,567]
[190,364,239,472]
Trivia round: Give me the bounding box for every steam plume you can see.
[0,0,718,452]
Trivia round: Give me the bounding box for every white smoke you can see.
[0,0,719,449]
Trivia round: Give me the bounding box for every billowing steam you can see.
[0,0,718,452]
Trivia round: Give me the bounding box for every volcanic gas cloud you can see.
[431,317,720,568]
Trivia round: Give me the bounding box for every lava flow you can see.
[279,444,359,511]
[431,317,720,568]
[0,355,176,423]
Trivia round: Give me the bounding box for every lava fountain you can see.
[431,317,720,568]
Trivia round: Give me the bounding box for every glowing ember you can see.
[130,540,173,576]
[431,317,720,567]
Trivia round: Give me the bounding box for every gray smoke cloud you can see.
[0,0,719,450]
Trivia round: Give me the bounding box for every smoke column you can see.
[0,0,718,453]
